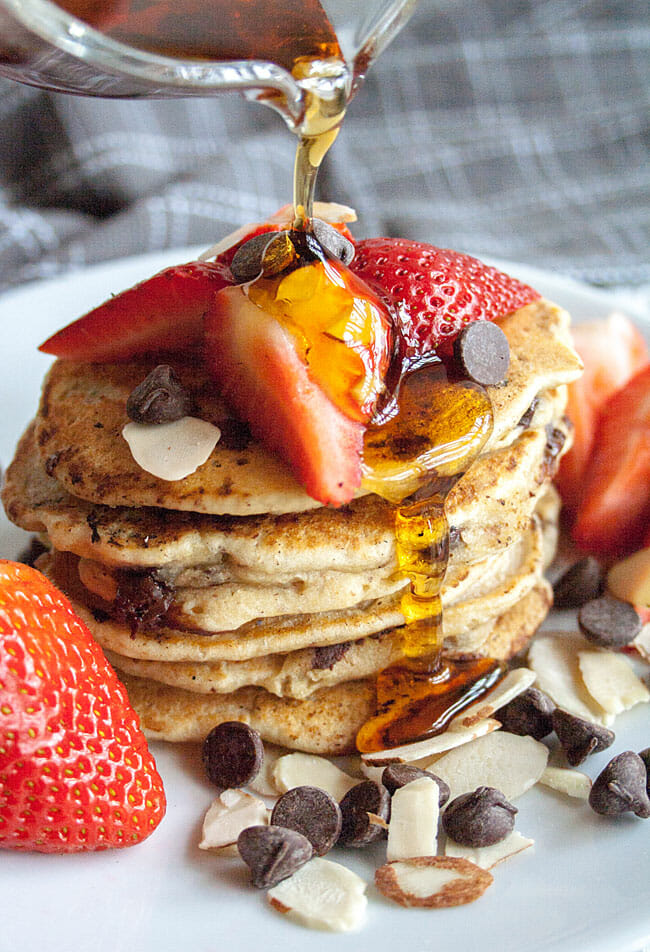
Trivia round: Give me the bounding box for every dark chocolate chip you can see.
[553,557,605,610]
[237,825,313,889]
[230,231,295,282]
[271,785,342,856]
[442,786,517,847]
[381,765,450,806]
[552,709,615,766]
[498,687,556,740]
[112,570,173,634]
[338,780,391,847]
[578,595,642,648]
[126,364,194,424]
[17,536,49,568]
[202,721,264,789]
[517,396,539,429]
[311,219,355,265]
[589,751,650,818]
[453,321,510,386]
[639,748,650,796]
[311,642,352,670]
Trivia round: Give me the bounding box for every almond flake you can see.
[430,731,548,802]
[387,777,440,861]
[272,752,358,801]
[632,624,650,663]
[539,766,592,799]
[577,649,650,717]
[361,718,500,766]
[122,417,220,481]
[375,856,493,908]
[528,631,609,725]
[450,668,536,728]
[247,743,288,797]
[267,858,367,932]
[199,789,269,851]
[607,547,650,608]
[445,831,534,869]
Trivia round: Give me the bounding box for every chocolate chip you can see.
[237,825,313,889]
[202,721,264,789]
[311,642,351,670]
[639,748,650,796]
[112,570,173,634]
[453,321,510,386]
[517,396,539,429]
[271,785,342,856]
[381,765,450,806]
[311,219,355,265]
[552,709,615,766]
[338,780,391,847]
[126,364,194,424]
[17,536,49,568]
[230,231,295,282]
[442,786,517,847]
[498,687,555,740]
[553,557,605,610]
[589,751,650,818]
[578,595,642,648]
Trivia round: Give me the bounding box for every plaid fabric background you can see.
[0,0,647,294]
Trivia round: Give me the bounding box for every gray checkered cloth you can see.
[0,0,648,293]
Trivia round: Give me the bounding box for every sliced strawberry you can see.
[573,365,650,555]
[204,284,365,506]
[0,560,166,853]
[348,238,539,358]
[39,260,234,362]
[557,314,649,513]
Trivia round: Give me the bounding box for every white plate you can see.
[0,252,649,952]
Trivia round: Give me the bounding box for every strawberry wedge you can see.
[204,286,364,506]
[40,260,233,362]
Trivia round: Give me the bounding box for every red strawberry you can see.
[0,560,166,853]
[204,258,392,506]
[39,260,234,363]
[349,238,540,358]
[557,314,649,514]
[573,365,650,555]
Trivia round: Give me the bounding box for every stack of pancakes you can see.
[2,299,582,754]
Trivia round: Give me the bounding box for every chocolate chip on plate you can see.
[453,321,510,386]
[553,557,605,610]
[271,785,342,856]
[202,721,264,789]
[589,751,650,818]
[237,825,313,889]
[311,218,355,265]
[498,687,555,740]
[338,780,391,848]
[639,748,650,796]
[552,709,615,766]
[230,231,295,282]
[442,786,517,847]
[578,595,642,648]
[126,364,194,424]
[381,765,450,806]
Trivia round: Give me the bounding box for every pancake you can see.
[112,581,552,754]
[32,299,581,516]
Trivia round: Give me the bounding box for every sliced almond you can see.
[449,668,536,728]
[272,752,358,801]
[267,857,367,932]
[247,743,288,797]
[387,777,440,862]
[122,417,221,481]
[359,760,386,784]
[607,547,650,608]
[528,631,609,725]
[577,649,650,718]
[375,856,493,908]
[430,731,548,802]
[632,624,650,663]
[361,718,501,766]
[445,830,534,869]
[198,789,269,851]
[539,766,592,799]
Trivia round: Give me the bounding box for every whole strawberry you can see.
[349,238,540,358]
[0,560,166,852]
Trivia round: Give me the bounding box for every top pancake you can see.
[33,299,582,516]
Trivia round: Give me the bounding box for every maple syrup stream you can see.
[53,0,506,753]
